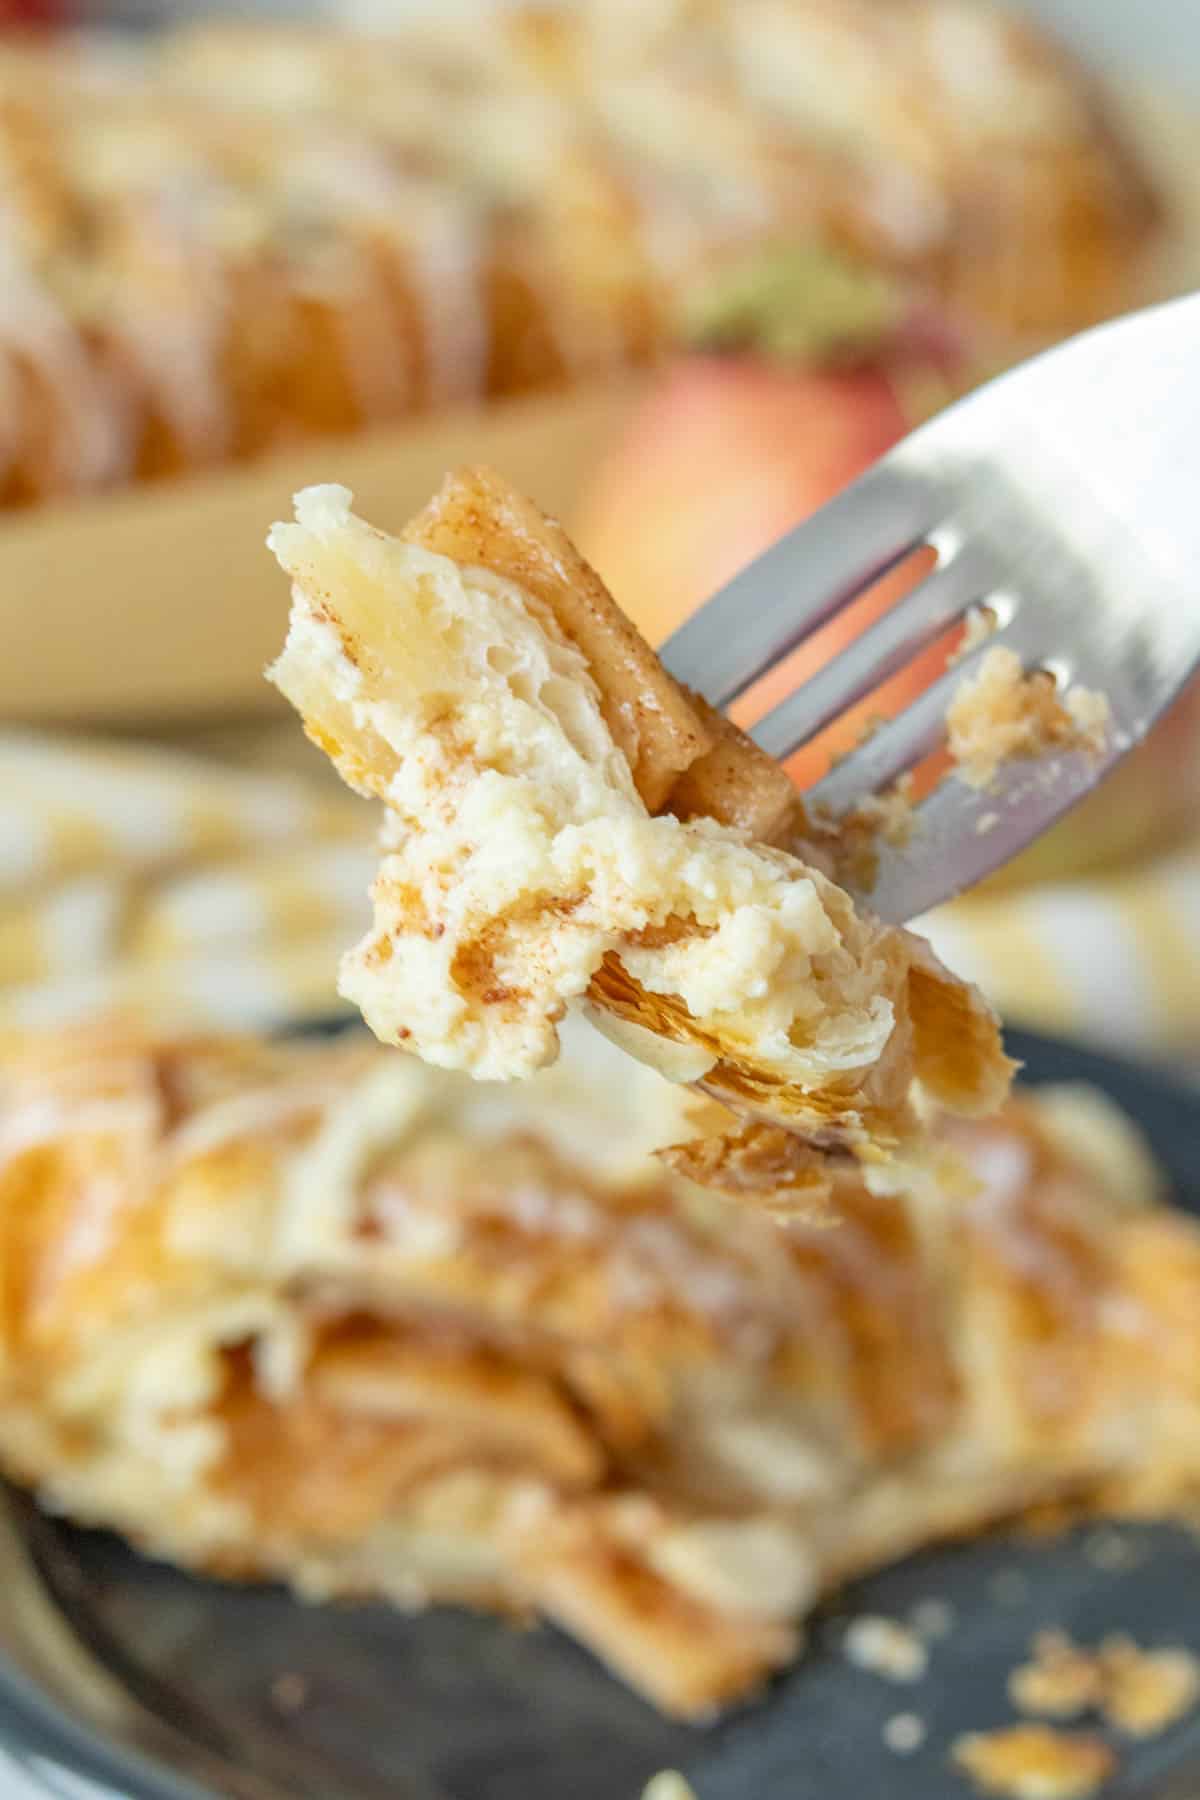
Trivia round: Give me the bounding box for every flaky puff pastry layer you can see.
[0,1020,1197,1719]
[267,469,1012,1200]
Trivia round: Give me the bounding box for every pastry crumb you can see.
[1010,1632,1104,1720]
[1009,1630,1199,1741]
[843,1614,929,1682]
[951,1724,1116,1798]
[1097,1636,1200,1739]
[641,1776,697,1800]
[845,776,917,849]
[946,648,1109,791]
[807,774,916,895]
[884,1711,927,1754]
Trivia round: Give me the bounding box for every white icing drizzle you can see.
[104,189,235,469]
[31,1166,126,1314]
[402,197,491,407]
[275,1060,435,1271]
[283,142,487,410]
[0,239,133,494]
[0,1093,155,1162]
[292,241,413,426]
[163,1078,343,1167]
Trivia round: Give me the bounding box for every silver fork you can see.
[661,292,1200,924]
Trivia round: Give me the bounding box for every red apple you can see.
[575,352,949,788]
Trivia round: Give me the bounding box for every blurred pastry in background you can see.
[0,0,1160,509]
[0,1017,1195,1720]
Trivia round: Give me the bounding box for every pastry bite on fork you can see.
[268,468,1012,1204]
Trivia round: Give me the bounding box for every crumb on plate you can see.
[1009,1630,1199,1740]
[1096,1636,1200,1739]
[843,1614,929,1683]
[951,1723,1116,1799]
[641,1775,698,1800]
[884,1711,928,1754]
[1009,1632,1104,1720]
[946,647,1109,791]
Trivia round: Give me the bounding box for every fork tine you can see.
[803,602,1059,814]
[805,662,959,813]
[864,746,1113,924]
[750,542,1000,761]
[655,295,1200,919]
[659,462,937,708]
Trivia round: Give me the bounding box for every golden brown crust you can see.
[907,942,1021,1117]
[657,1119,843,1216]
[405,470,803,836]
[951,1724,1117,1799]
[310,1330,605,1487]
[520,1525,796,1718]
[403,465,712,811]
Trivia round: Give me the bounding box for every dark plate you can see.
[1,1027,1199,1800]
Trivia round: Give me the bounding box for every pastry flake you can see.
[267,470,1013,1193]
[1009,1630,1200,1741]
[952,1725,1117,1800]
[947,647,1110,792]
